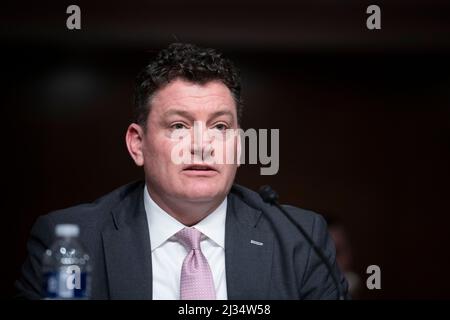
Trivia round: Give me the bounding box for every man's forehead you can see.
[162,108,235,120]
[152,79,234,106]
[149,80,237,119]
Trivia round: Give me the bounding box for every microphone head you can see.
[258,185,279,204]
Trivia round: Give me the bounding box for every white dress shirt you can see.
[143,186,228,300]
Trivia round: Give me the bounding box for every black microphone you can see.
[258,185,346,300]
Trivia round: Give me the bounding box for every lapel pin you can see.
[250,240,264,246]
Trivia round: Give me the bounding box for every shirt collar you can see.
[143,186,227,251]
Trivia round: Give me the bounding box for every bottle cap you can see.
[55,224,80,237]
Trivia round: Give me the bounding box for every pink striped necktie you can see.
[176,227,216,300]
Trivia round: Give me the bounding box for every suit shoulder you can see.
[281,204,327,231]
[230,183,327,230]
[43,180,144,225]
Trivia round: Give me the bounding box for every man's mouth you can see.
[183,164,217,171]
[182,164,219,176]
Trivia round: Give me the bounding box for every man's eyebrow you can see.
[210,110,234,119]
[162,109,195,120]
[162,109,234,120]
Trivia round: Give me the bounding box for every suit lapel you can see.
[102,184,153,299]
[225,191,274,300]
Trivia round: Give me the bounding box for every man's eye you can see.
[213,123,228,131]
[171,123,188,130]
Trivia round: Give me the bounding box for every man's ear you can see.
[126,123,145,166]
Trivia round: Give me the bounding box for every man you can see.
[15,43,349,299]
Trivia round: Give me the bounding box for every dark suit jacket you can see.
[15,181,349,299]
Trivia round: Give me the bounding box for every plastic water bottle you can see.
[42,224,91,299]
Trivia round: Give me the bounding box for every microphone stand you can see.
[258,185,346,300]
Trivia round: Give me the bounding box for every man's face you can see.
[140,78,239,203]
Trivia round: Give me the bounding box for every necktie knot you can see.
[176,227,202,250]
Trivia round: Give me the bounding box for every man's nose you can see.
[190,121,214,159]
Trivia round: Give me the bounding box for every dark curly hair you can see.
[134,43,242,129]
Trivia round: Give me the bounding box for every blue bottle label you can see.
[43,265,90,299]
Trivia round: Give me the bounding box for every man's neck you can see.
[146,186,225,226]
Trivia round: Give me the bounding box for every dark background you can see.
[1,0,449,299]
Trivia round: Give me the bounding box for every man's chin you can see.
[178,183,224,202]
[182,190,221,202]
